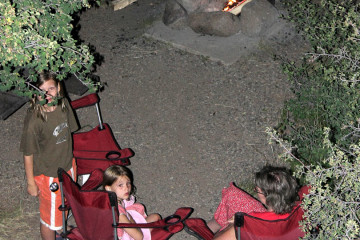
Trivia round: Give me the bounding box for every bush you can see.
[272,0,360,237]
[268,128,360,238]
[277,0,360,166]
[0,0,100,98]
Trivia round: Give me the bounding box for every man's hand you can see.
[27,182,39,196]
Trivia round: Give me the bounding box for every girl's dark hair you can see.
[255,166,299,214]
[102,165,137,196]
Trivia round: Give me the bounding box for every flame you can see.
[223,0,247,11]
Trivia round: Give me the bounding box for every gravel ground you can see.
[0,0,310,239]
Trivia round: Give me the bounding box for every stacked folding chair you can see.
[70,93,134,180]
[57,93,193,239]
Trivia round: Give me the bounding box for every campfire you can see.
[223,0,253,15]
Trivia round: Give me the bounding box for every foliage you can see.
[267,128,360,239]
[271,0,360,238]
[0,0,100,99]
[276,0,360,166]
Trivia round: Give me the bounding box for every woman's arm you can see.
[24,154,39,196]
[119,214,143,240]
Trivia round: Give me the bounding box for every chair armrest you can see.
[184,218,214,240]
[70,93,99,110]
[115,207,193,232]
[81,168,104,190]
[73,148,134,161]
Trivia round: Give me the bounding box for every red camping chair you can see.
[184,186,310,240]
[57,168,194,240]
[232,205,305,240]
[70,93,134,176]
[184,206,304,240]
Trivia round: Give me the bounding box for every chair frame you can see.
[58,168,194,240]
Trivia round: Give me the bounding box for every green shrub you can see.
[268,128,360,238]
[271,0,360,237]
[0,0,100,98]
[278,0,360,166]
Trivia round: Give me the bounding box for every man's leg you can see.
[40,223,55,240]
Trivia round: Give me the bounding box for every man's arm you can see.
[24,154,39,196]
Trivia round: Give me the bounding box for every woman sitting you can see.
[208,165,307,240]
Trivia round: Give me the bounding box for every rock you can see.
[239,0,280,37]
[176,0,214,13]
[188,11,241,37]
[198,0,225,12]
[163,0,188,29]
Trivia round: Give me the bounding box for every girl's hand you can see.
[27,182,39,196]
[119,214,143,240]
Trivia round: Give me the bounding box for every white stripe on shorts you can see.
[49,177,56,228]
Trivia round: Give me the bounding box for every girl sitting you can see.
[103,165,161,240]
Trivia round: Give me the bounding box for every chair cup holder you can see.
[164,214,181,225]
[105,151,121,160]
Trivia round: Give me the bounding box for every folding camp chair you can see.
[232,205,305,240]
[70,93,134,179]
[57,168,194,240]
[184,186,310,240]
[184,206,304,240]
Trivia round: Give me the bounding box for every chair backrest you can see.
[59,169,119,240]
[72,123,133,175]
[235,205,305,240]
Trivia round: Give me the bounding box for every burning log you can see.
[223,0,253,15]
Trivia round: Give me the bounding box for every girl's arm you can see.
[24,154,39,196]
[119,214,143,240]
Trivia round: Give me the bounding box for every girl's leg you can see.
[146,213,161,223]
[146,213,161,233]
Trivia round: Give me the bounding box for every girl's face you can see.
[105,175,131,202]
[38,79,59,104]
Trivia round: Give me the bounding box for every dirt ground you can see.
[0,0,310,239]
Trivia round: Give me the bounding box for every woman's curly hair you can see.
[255,166,299,214]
